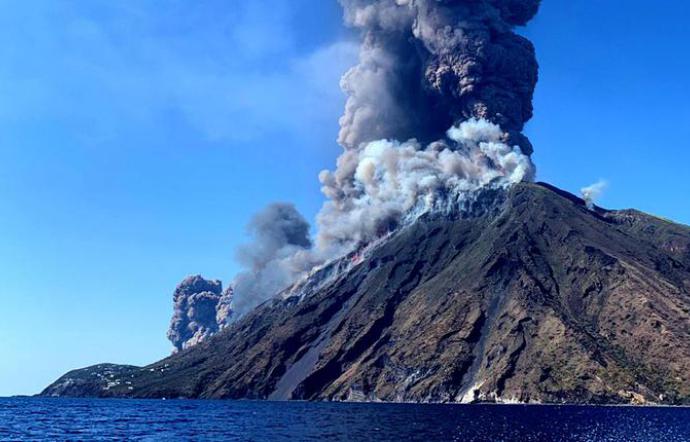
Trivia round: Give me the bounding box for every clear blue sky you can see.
[1,1,688,396]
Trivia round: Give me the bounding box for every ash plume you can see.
[338,0,540,155]
[224,0,541,319]
[167,275,226,352]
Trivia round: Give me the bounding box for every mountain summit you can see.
[42,183,690,404]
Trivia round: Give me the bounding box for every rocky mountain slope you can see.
[41,183,690,404]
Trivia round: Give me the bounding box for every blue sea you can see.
[1,398,689,441]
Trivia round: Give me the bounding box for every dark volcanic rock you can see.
[41,183,690,404]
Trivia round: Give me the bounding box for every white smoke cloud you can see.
[581,180,608,210]
[317,119,534,251]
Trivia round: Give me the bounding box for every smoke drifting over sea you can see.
[169,0,542,344]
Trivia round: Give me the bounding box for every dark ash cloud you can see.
[167,275,233,352]
[338,0,540,155]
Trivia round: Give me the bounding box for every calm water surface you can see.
[1,397,689,441]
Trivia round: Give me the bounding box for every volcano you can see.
[41,183,690,404]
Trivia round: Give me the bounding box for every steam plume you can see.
[581,180,607,210]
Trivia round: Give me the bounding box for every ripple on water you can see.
[0,399,689,442]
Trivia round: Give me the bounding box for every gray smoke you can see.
[167,275,233,352]
[224,0,541,319]
[338,0,539,155]
[216,286,235,328]
[231,203,314,316]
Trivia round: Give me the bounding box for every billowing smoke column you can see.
[318,0,540,250]
[167,275,233,352]
[337,0,540,155]
[176,0,541,330]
